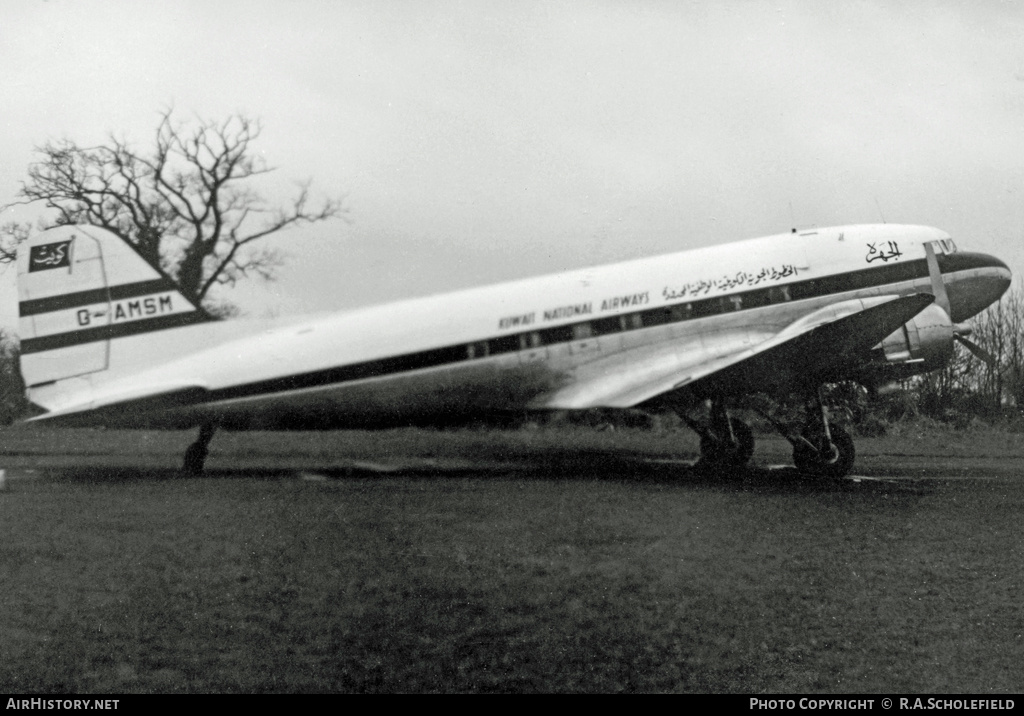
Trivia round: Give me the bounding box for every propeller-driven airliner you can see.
[16,223,1010,477]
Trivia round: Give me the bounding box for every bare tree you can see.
[913,341,975,418]
[897,285,1024,420]
[0,223,29,264]
[1,109,344,308]
[967,285,1024,409]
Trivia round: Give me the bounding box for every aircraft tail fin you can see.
[17,225,211,389]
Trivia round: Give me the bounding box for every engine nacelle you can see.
[874,303,954,371]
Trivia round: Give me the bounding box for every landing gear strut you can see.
[790,389,855,478]
[683,398,754,472]
[749,389,857,478]
[182,423,217,475]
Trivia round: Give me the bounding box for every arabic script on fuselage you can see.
[661,264,799,301]
[865,241,903,263]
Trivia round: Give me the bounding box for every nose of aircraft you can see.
[997,256,1011,285]
[942,251,1012,322]
[981,252,1013,297]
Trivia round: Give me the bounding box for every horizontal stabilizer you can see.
[28,383,210,427]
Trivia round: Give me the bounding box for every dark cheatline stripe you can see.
[208,344,471,404]
[21,312,209,355]
[19,279,185,317]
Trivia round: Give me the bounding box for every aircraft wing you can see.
[534,293,936,409]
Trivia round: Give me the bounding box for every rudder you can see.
[18,225,208,388]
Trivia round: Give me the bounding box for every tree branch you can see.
[10,108,346,308]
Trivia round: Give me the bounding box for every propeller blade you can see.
[955,334,997,367]
[924,241,951,316]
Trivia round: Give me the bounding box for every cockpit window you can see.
[940,238,957,254]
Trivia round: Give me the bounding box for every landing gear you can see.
[747,387,858,478]
[182,423,217,475]
[685,399,755,472]
[675,388,859,478]
[792,422,855,478]
[699,417,754,471]
[789,389,856,478]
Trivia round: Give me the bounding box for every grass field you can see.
[0,425,1022,693]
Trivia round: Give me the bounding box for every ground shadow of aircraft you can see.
[34,451,938,498]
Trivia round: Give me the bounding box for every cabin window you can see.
[788,281,814,300]
[724,295,742,312]
[411,345,466,369]
[522,332,542,349]
[642,303,693,328]
[690,299,721,319]
[623,313,644,330]
[466,341,489,359]
[540,325,574,345]
[767,286,791,303]
[671,304,693,322]
[572,323,593,340]
[742,290,770,309]
[489,334,520,355]
[591,316,622,335]
[641,307,674,327]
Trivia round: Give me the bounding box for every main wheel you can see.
[792,422,855,478]
[698,417,754,471]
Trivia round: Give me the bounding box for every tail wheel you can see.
[182,423,217,476]
[793,422,855,478]
[698,417,754,470]
[182,441,209,475]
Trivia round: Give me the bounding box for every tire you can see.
[698,417,755,471]
[792,423,855,478]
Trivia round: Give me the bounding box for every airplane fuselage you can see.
[24,224,1011,430]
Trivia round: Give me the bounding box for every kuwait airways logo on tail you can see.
[28,240,73,271]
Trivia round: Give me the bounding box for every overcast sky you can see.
[3,0,1023,326]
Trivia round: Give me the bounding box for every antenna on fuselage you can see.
[873,198,887,224]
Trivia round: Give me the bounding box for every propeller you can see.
[953,324,998,367]
[924,241,999,368]
[923,241,952,315]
